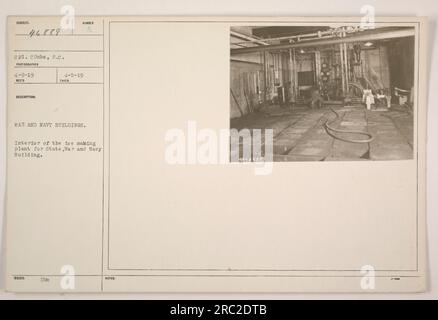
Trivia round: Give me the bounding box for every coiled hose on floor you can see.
[323,106,374,144]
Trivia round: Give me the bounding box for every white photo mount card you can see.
[6,16,427,293]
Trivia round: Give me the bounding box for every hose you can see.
[323,106,374,143]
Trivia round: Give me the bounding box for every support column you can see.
[339,43,345,96]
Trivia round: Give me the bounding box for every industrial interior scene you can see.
[230,25,415,161]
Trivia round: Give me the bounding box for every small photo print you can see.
[230,25,415,162]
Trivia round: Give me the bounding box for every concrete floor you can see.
[230,104,413,161]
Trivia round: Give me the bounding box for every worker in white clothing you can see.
[362,89,374,110]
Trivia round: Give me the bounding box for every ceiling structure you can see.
[251,26,331,38]
[230,26,416,54]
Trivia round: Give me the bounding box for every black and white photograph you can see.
[230,25,416,161]
[0,1,434,300]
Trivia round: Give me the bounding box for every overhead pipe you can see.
[232,27,363,46]
[230,28,415,55]
[233,30,332,46]
[230,30,269,46]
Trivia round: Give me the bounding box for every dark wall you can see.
[386,37,415,91]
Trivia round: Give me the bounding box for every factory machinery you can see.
[230,26,415,111]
